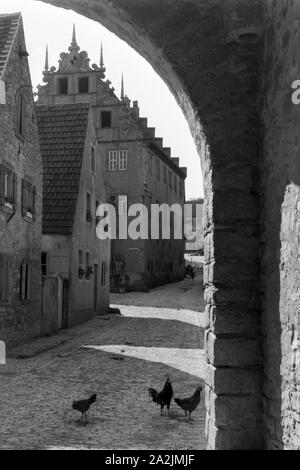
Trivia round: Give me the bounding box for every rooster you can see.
[148,375,173,416]
[174,386,203,420]
[72,393,97,422]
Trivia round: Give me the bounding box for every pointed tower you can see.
[44,45,49,72]
[72,23,77,46]
[121,73,125,100]
[99,42,106,77]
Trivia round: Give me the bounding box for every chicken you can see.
[148,375,173,416]
[174,386,203,420]
[72,393,97,422]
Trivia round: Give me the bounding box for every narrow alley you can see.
[0,275,206,450]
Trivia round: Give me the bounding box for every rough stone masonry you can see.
[33,0,299,450]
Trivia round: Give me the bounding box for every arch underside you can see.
[32,0,300,450]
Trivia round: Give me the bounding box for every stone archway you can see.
[34,0,265,450]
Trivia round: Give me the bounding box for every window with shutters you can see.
[15,91,25,139]
[21,179,36,220]
[0,165,17,211]
[20,261,31,301]
[0,255,12,303]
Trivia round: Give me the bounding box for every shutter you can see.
[0,165,5,205]
[13,173,17,210]
[7,169,13,202]
[32,186,36,220]
[0,254,3,301]
[20,262,26,300]
[5,259,11,302]
[26,262,32,300]
[21,179,26,216]
[21,95,25,136]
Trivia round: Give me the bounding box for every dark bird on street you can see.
[148,375,173,416]
[174,386,203,420]
[72,393,97,422]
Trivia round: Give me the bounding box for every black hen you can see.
[175,386,203,420]
[148,375,173,416]
[72,393,97,422]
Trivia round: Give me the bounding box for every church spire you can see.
[72,23,77,46]
[100,42,104,68]
[121,73,125,100]
[99,42,106,77]
[44,44,49,72]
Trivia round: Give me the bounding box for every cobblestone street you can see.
[0,275,206,450]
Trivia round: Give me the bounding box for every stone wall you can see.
[0,17,43,347]
[260,0,300,451]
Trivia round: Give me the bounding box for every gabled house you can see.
[36,103,110,327]
[36,28,187,291]
[0,13,43,347]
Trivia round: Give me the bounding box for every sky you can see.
[0,0,203,199]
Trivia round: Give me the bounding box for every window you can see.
[15,91,25,138]
[156,159,160,181]
[78,76,89,93]
[78,250,84,279]
[41,252,47,276]
[179,180,183,198]
[91,145,96,172]
[108,150,128,171]
[119,150,128,171]
[108,150,118,171]
[21,179,36,219]
[174,175,178,193]
[20,261,31,301]
[78,250,83,266]
[57,77,68,95]
[101,261,106,286]
[0,165,17,209]
[163,166,167,184]
[86,252,91,280]
[0,254,12,303]
[86,193,92,222]
[169,170,173,189]
[95,200,100,225]
[148,154,153,174]
[101,111,112,128]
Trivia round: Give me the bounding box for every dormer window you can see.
[57,77,68,95]
[101,111,112,128]
[78,77,89,93]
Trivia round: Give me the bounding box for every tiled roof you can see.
[36,103,90,235]
[0,12,20,78]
